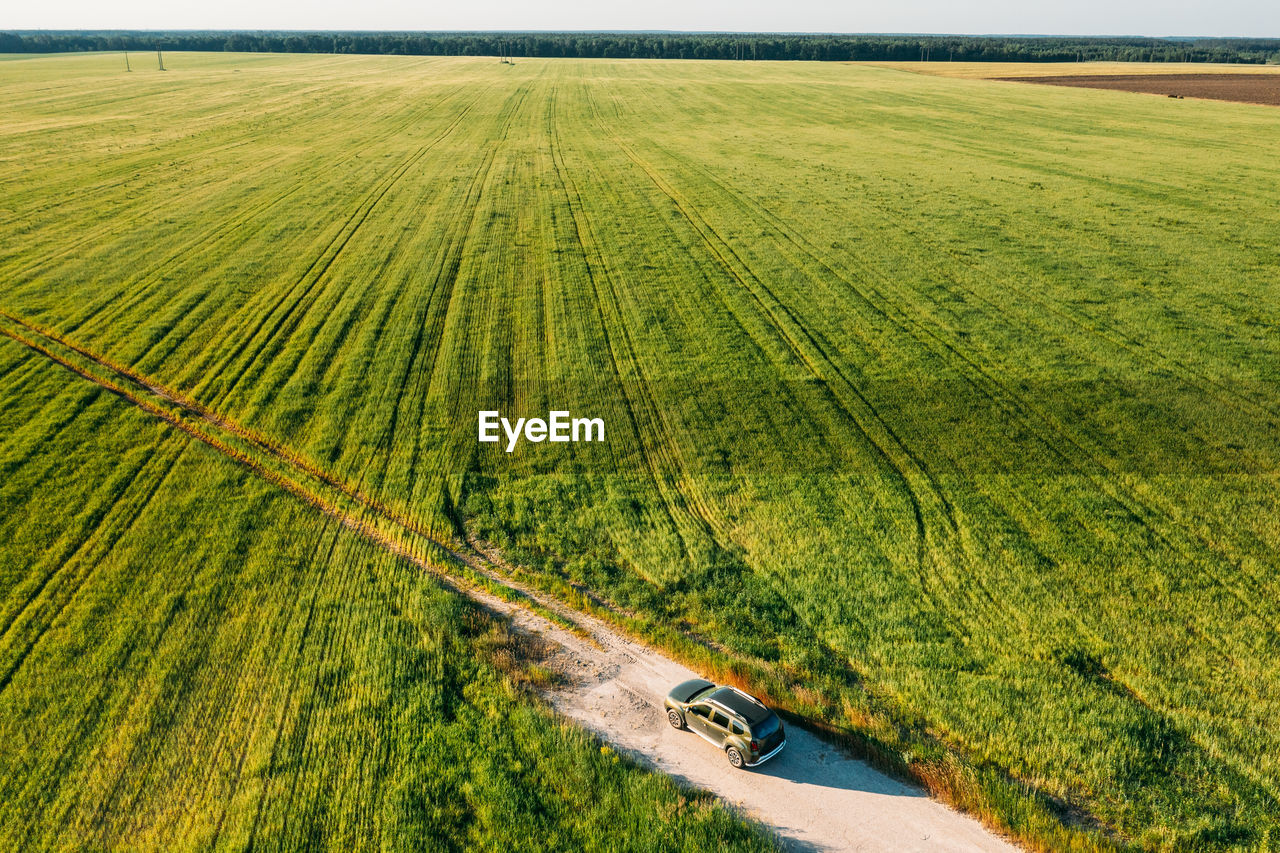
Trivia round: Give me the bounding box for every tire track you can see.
[0,309,565,628]
[562,80,731,545]
[646,140,1280,635]
[385,83,532,512]
[204,81,494,432]
[243,515,343,852]
[2,90,368,290]
[0,433,186,697]
[602,103,1280,640]
[198,83,495,411]
[582,88,956,586]
[544,83,721,558]
[0,72,438,253]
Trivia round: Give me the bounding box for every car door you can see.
[686,702,714,738]
[707,709,733,748]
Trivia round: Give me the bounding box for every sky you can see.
[3,0,1277,38]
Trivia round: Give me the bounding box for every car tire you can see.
[667,709,684,729]
[726,747,745,769]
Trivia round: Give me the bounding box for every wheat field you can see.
[3,51,1279,849]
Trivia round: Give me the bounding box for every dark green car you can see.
[663,679,787,769]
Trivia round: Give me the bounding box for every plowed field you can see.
[1001,72,1280,105]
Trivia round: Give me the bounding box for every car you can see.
[663,678,787,769]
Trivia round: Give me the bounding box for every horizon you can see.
[4,1,1278,41]
[6,28,1279,42]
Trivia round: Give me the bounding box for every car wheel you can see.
[667,709,684,729]
[726,747,745,769]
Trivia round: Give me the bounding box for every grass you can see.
[2,51,1279,849]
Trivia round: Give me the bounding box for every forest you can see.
[3,30,1280,64]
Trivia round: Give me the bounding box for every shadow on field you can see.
[655,725,931,852]
[750,727,925,798]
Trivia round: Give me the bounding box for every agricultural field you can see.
[2,51,1280,850]
[1000,73,1280,108]
[874,60,1280,79]
[884,59,1280,107]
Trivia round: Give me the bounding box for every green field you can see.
[3,51,1279,850]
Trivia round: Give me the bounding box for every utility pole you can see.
[124,50,131,72]
[156,46,165,71]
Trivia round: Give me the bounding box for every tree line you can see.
[3,31,1280,64]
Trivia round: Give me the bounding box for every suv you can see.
[663,679,787,769]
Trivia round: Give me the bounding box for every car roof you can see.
[707,687,773,725]
[669,678,716,703]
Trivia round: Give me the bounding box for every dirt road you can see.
[2,312,1020,852]
[493,589,1019,852]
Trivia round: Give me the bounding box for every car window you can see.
[751,713,781,738]
[710,711,730,729]
[689,704,710,718]
[730,721,745,735]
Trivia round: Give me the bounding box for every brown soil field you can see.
[865,61,1280,80]
[1000,73,1280,106]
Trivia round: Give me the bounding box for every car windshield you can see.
[751,713,781,739]
[688,685,716,702]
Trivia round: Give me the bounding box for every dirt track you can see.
[0,311,1020,853]
[1000,73,1280,106]
[472,568,1018,852]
